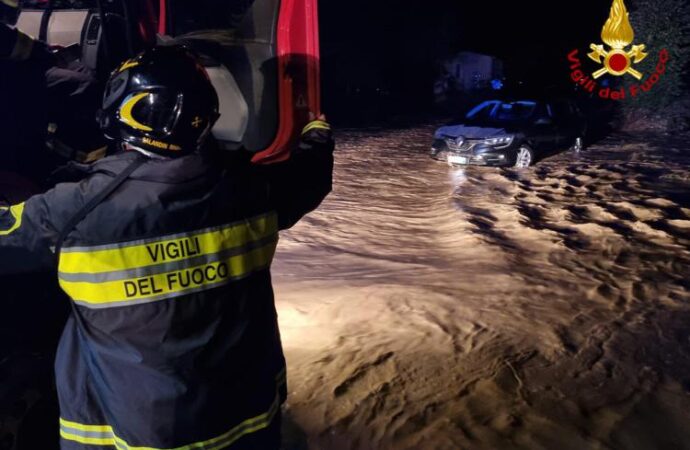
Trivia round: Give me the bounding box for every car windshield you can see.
[465,100,537,123]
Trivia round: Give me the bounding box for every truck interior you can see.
[15,0,320,161]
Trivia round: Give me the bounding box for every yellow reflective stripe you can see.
[60,371,284,449]
[60,430,115,446]
[0,203,25,236]
[9,31,34,61]
[1,0,18,8]
[119,92,154,132]
[60,418,112,433]
[118,59,140,73]
[59,241,276,306]
[301,120,331,135]
[59,214,276,275]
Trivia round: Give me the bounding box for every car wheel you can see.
[514,146,534,168]
[570,136,584,153]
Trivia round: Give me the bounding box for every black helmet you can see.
[99,46,220,157]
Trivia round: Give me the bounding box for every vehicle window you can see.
[465,101,499,121]
[466,100,536,123]
[496,102,537,121]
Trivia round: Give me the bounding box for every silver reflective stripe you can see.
[59,234,277,283]
[60,212,275,254]
[60,424,113,441]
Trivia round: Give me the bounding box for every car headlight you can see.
[483,136,514,148]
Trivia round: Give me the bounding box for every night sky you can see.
[318,0,615,119]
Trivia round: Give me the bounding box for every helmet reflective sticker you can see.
[118,91,184,135]
[117,59,140,73]
[118,92,154,132]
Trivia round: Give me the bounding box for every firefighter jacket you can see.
[0,125,334,449]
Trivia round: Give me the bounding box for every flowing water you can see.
[274,127,690,450]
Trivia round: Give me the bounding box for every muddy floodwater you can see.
[273,127,690,450]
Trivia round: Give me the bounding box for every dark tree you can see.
[622,0,690,130]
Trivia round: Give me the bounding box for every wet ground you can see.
[274,127,690,450]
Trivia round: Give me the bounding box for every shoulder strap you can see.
[55,154,146,258]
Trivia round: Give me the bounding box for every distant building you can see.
[435,51,504,103]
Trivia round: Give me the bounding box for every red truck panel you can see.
[252,0,321,164]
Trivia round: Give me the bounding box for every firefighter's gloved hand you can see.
[298,114,334,153]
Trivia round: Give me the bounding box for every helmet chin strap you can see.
[123,142,168,160]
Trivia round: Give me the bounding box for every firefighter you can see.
[1,16,104,185]
[0,15,52,180]
[1,13,72,450]
[0,45,334,449]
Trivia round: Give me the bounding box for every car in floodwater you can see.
[431,99,587,168]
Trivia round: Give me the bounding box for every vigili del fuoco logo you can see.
[566,0,669,100]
